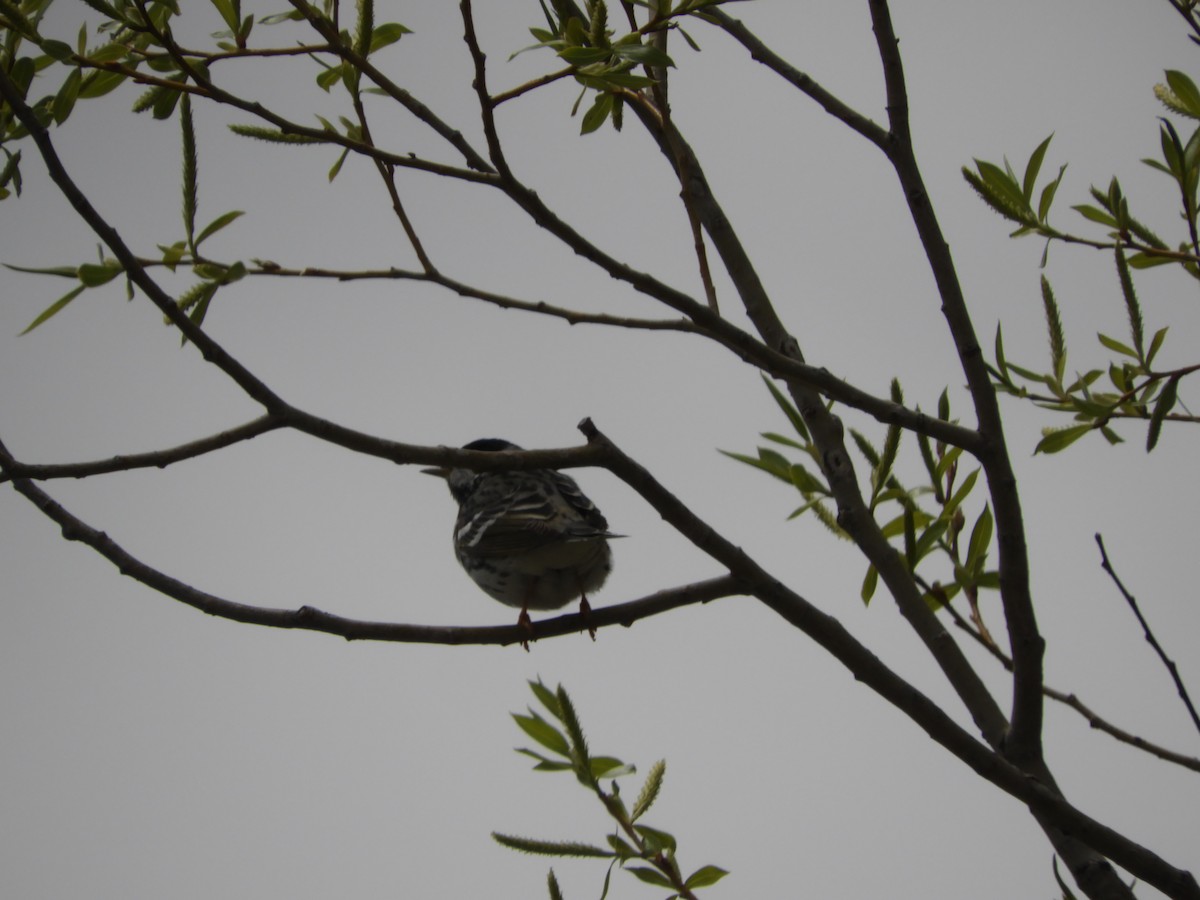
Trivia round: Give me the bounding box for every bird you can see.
[423,438,618,646]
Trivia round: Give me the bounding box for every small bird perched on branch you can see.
[423,438,618,647]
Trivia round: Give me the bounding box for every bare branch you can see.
[1096,534,1200,739]
[707,9,890,151]
[239,262,705,332]
[0,442,741,640]
[461,0,513,177]
[490,67,575,106]
[947,602,1200,774]
[865,0,1047,766]
[0,416,285,482]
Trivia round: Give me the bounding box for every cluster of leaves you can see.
[991,267,1183,454]
[962,69,1200,452]
[519,0,725,134]
[495,680,728,900]
[724,378,998,630]
[0,0,413,334]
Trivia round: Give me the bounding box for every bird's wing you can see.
[456,473,609,557]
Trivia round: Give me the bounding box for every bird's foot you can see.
[517,607,534,652]
[579,594,596,642]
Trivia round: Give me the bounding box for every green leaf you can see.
[78,68,128,99]
[943,467,979,515]
[973,159,1032,218]
[547,868,564,900]
[789,463,827,496]
[328,147,350,182]
[77,262,122,286]
[1145,326,1168,367]
[860,564,878,605]
[228,123,325,144]
[316,64,344,92]
[51,66,82,124]
[208,0,241,33]
[195,209,245,247]
[1146,375,1179,452]
[515,748,573,772]
[993,322,1011,384]
[933,445,963,484]
[761,374,810,441]
[719,450,791,484]
[1040,275,1066,385]
[1038,164,1066,222]
[1127,251,1178,269]
[19,284,86,334]
[913,519,949,564]
[685,865,730,889]
[555,685,592,783]
[1071,203,1118,228]
[4,262,79,278]
[1034,424,1092,455]
[634,824,677,854]
[1113,248,1144,361]
[560,46,612,65]
[354,0,374,55]
[590,756,633,779]
[1166,70,1200,119]
[514,711,570,756]
[1022,134,1053,202]
[492,833,615,858]
[626,866,674,888]
[370,21,411,53]
[1097,332,1138,358]
[612,41,674,67]
[180,94,197,247]
[606,834,639,859]
[632,760,665,821]
[529,679,561,717]
[580,91,613,134]
[965,505,993,575]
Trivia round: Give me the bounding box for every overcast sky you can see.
[2,2,1197,898]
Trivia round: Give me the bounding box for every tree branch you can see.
[865,0,1047,766]
[621,77,1012,753]
[0,439,741,641]
[576,420,1198,900]
[708,9,890,151]
[1096,534,1200,738]
[946,602,1200,774]
[0,415,285,482]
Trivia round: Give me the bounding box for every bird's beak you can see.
[421,466,450,479]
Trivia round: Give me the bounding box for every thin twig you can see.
[490,67,575,105]
[945,602,1200,773]
[0,416,286,482]
[1096,534,1200,738]
[708,9,890,151]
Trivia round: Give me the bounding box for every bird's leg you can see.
[578,593,596,642]
[517,606,534,652]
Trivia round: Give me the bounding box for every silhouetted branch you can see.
[708,9,890,150]
[946,601,1200,773]
[0,415,285,483]
[1096,533,1200,739]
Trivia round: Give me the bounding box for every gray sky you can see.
[2,2,1197,897]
